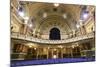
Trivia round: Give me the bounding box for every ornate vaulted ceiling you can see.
[11,0,95,36]
[20,2,81,33]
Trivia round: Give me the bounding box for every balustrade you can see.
[11,32,94,44]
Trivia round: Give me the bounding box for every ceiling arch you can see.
[38,15,73,35]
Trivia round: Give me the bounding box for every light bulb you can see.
[76,24,80,29]
[53,55,57,59]
[18,11,24,17]
[82,11,89,20]
[54,3,59,7]
[29,24,32,28]
[24,20,28,24]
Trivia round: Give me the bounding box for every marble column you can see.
[36,48,39,59]
[71,48,73,58]
[47,48,49,59]
[61,48,63,58]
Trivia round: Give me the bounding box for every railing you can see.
[11,52,27,60]
[11,32,94,44]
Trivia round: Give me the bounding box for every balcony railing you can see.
[11,32,94,44]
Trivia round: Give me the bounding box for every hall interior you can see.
[11,0,95,60]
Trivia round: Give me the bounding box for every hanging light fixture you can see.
[29,23,32,28]
[34,48,37,50]
[76,24,80,29]
[24,20,28,24]
[29,45,32,48]
[54,3,59,7]
[53,55,57,59]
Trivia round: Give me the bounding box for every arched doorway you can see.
[49,27,61,40]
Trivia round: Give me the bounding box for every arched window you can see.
[49,27,61,40]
